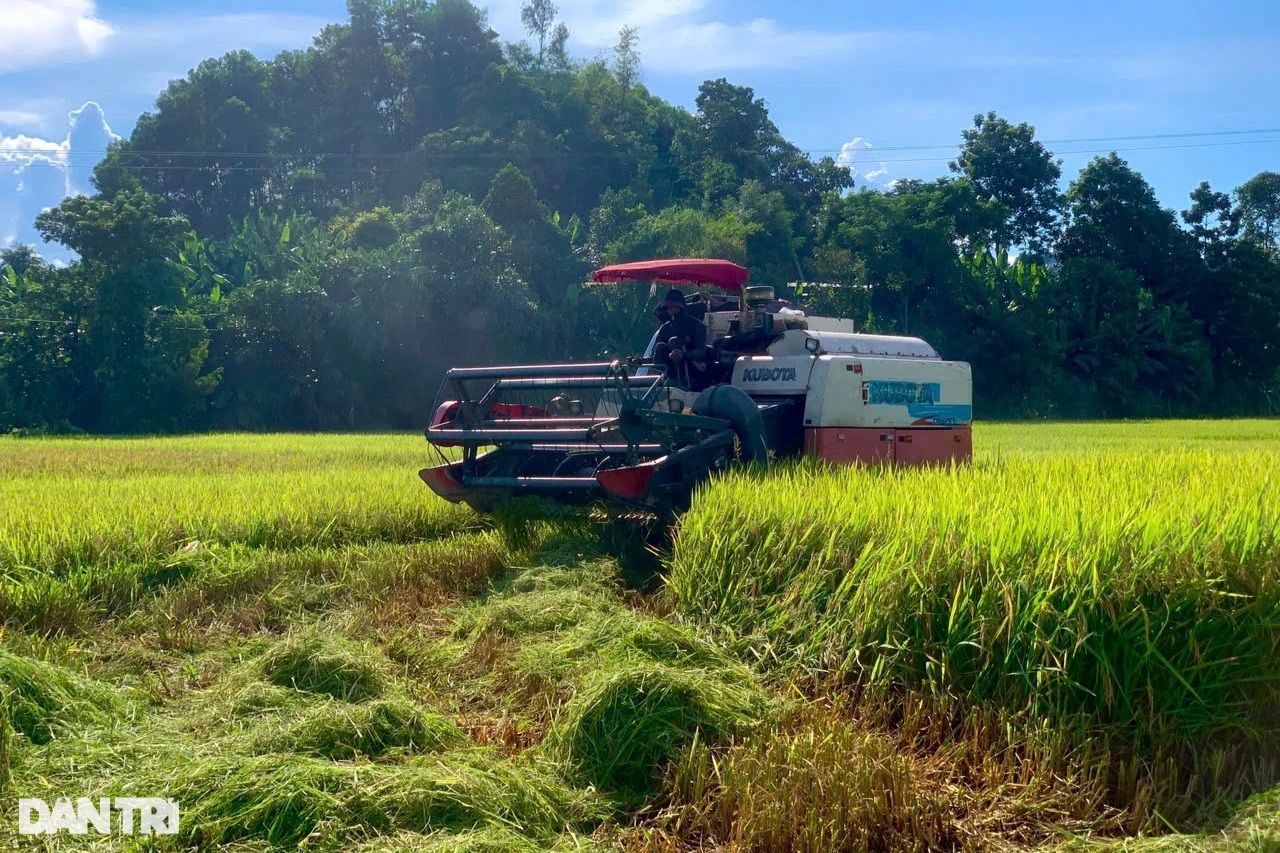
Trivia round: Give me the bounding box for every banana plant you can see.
[176,232,229,303]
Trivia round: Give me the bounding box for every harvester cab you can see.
[421,258,973,514]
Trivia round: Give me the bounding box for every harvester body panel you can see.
[803,356,973,428]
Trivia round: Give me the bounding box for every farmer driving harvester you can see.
[652,287,709,391]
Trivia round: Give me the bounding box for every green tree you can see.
[0,245,45,278]
[1182,181,1237,268]
[482,164,587,355]
[521,0,558,59]
[683,79,782,189]
[733,180,801,285]
[390,0,504,140]
[548,22,571,68]
[950,112,1062,256]
[814,181,967,334]
[585,187,647,266]
[676,77,850,246]
[613,26,640,90]
[35,187,220,431]
[339,207,401,251]
[607,206,756,264]
[215,209,337,291]
[947,251,1061,417]
[1058,153,1200,307]
[1192,239,1280,412]
[101,51,276,238]
[1236,171,1280,254]
[213,275,355,429]
[373,193,537,424]
[0,263,89,431]
[1043,259,1211,416]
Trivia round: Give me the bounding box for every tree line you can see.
[2,0,1278,433]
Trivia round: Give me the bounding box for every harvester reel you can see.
[421,361,745,514]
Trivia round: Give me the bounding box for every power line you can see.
[1,150,417,161]
[831,137,1280,165]
[3,126,1279,161]
[0,317,76,325]
[0,316,211,330]
[804,127,1280,154]
[5,135,1278,172]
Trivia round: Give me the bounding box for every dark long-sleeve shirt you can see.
[655,312,707,355]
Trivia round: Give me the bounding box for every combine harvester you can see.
[420,259,972,513]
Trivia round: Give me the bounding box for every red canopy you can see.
[590,258,749,291]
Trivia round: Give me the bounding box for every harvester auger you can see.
[420,258,974,515]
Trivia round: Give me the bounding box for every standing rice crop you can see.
[0,433,473,576]
[669,449,1280,799]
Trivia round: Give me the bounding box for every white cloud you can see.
[0,7,324,256]
[0,102,118,186]
[66,101,119,194]
[0,101,118,254]
[485,0,705,45]
[637,18,872,73]
[0,0,114,72]
[837,137,891,188]
[113,13,331,55]
[0,134,67,167]
[104,12,332,94]
[0,97,70,136]
[482,0,889,73]
[0,110,46,129]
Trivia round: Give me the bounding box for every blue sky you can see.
[3,0,1278,252]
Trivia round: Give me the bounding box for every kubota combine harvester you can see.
[420,259,972,513]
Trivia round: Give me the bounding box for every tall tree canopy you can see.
[950,111,1063,257]
[1237,171,1280,254]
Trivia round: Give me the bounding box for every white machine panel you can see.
[814,333,938,358]
[730,355,813,396]
[704,311,738,342]
[803,356,972,428]
[803,317,856,333]
[766,330,940,359]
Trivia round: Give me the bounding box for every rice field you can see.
[671,420,1280,824]
[0,433,473,575]
[1,422,1278,851]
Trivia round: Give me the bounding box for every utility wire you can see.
[3,126,1279,160]
[6,136,1279,172]
[832,137,1280,164]
[806,127,1280,153]
[0,316,212,330]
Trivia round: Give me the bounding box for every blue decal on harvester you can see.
[905,404,972,426]
[867,381,940,405]
[866,381,970,425]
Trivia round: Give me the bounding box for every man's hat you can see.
[660,288,686,310]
